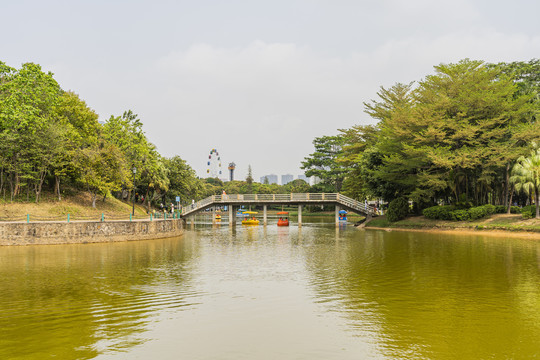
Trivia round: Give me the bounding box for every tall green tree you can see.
[411,59,533,205]
[162,156,201,205]
[339,124,379,199]
[0,62,62,201]
[359,83,418,201]
[246,165,253,193]
[76,139,129,207]
[301,135,348,192]
[52,91,101,200]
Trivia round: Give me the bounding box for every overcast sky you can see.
[2,0,540,181]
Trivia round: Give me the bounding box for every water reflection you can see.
[0,238,199,360]
[303,229,540,359]
[1,223,540,359]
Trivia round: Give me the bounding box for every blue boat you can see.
[236,209,247,217]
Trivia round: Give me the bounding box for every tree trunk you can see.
[507,188,514,214]
[14,172,20,197]
[504,164,510,207]
[536,188,540,219]
[9,172,13,202]
[465,174,469,202]
[35,170,46,203]
[91,192,97,208]
[145,187,150,212]
[55,175,61,201]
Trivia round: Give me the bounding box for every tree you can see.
[163,156,201,205]
[0,62,62,201]
[283,179,310,193]
[76,140,129,207]
[339,124,379,199]
[301,135,348,192]
[510,143,540,218]
[411,59,533,205]
[51,91,101,200]
[246,165,253,192]
[355,83,418,201]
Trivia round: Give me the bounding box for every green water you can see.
[1,221,540,359]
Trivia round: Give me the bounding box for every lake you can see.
[1,219,539,359]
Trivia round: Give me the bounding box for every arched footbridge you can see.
[180,193,376,226]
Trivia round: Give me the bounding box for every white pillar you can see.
[298,205,302,227]
[335,205,340,226]
[229,205,236,227]
[263,205,267,225]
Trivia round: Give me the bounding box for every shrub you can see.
[468,206,488,220]
[495,205,506,214]
[483,204,496,216]
[521,205,536,219]
[386,197,409,222]
[422,205,455,220]
[450,209,470,221]
[495,205,520,214]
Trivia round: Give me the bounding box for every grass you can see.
[366,214,540,233]
[0,190,149,221]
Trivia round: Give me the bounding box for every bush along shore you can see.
[366,204,540,234]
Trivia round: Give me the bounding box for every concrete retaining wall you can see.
[0,219,184,246]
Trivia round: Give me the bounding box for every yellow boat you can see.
[241,211,259,225]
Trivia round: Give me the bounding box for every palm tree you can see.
[510,143,540,218]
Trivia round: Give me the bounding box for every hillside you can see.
[0,191,149,222]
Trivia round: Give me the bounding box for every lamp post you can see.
[132,167,137,216]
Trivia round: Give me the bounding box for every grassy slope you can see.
[0,191,148,221]
[366,214,540,232]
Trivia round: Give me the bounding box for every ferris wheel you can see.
[206,148,222,178]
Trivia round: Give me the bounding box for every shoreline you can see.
[364,225,540,240]
[0,219,184,246]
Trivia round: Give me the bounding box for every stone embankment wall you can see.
[0,219,184,246]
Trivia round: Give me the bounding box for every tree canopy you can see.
[0,61,201,209]
[308,58,540,212]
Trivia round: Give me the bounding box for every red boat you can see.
[277,211,289,226]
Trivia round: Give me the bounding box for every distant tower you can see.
[228,162,236,181]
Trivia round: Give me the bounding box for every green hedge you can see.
[423,204,513,221]
[495,205,506,213]
[468,206,488,220]
[386,197,409,222]
[521,205,536,219]
[450,209,470,221]
[423,205,455,220]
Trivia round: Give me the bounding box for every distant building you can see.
[260,174,278,184]
[281,174,294,185]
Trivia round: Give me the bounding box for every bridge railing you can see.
[181,193,375,216]
[337,194,373,214]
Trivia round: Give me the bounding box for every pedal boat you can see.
[277,211,289,226]
[241,211,259,225]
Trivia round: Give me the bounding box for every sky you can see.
[2,0,540,181]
